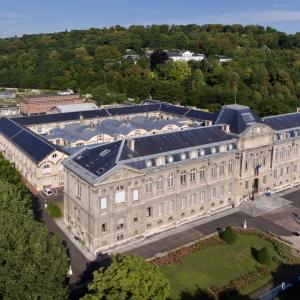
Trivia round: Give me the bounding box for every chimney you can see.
[222,124,230,133]
[128,139,135,151]
[79,113,84,125]
[204,120,213,127]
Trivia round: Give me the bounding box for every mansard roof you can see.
[214,104,262,135]
[262,112,300,131]
[12,102,216,126]
[0,117,67,163]
[63,126,234,185]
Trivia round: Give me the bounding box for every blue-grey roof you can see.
[67,141,122,178]
[12,102,215,126]
[63,126,234,184]
[214,104,261,135]
[0,117,67,162]
[263,112,300,131]
[119,126,232,160]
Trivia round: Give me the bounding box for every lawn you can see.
[159,234,298,299]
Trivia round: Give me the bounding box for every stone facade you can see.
[63,122,300,255]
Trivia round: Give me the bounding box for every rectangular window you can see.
[158,203,163,216]
[212,187,217,198]
[180,196,186,209]
[147,207,152,217]
[101,223,106,233]
[132,189,139,201]
[191,194,196,206]
[76,180,82,198]
[200,191,205,202]
[245,161,248,171]
[228,183,233,194]
[245,181,249,189]
[115,190,125,204]
[220,186,225,196]
[294,165,297,173]
[116,218,125,230]
[263,176,267,184]
[274,170,277,179]
[100,197,107,209]
[169,200,174,215]
[286,167,289,175]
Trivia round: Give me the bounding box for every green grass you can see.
[46,202,62,218]
[160,234,298,300]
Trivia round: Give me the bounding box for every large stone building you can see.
[0,101,213,191]
[20,93,84,115]
[0,117,68,191]
[62,104,300,254]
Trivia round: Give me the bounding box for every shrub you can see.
[46,202,62,218]
[221,226,238,244]
[257,246,271,265]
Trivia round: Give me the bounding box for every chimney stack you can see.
[79,113,84,125]
[128,139,135,151]
[204,120,213,127]
[222,124,230,133]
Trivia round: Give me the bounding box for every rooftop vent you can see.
[99,149,111,157]
[128,139,135,151]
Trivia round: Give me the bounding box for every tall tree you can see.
[0,212,69,300]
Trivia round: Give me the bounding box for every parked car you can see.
[42,187,54,197]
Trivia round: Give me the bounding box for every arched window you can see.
[228,159,233,173]
[211,163,217,178]
[190,168,196,182]
[146,178,153,193]
[219,161,225,176]
[180,170,187,185]
[167,173,174,188]
[199,166,205,179]
[157,176,164,190]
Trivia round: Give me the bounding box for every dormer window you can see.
[190,150,198,159]
[180,153,186,160]
[286,132,290,139]
[219,145,226,153]
[145,159,152,168]
[156,157,165,166]
[199,149,205,156]
[210,147,216,154]
[228,144,233,151]
[167,155,174,163]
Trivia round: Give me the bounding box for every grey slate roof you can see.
[0,117,67,163]
[119,126,233,160]
[214,104,262,135]
[262,112,300,131]
[64,126,234,184]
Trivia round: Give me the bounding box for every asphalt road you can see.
[125,211,291,258]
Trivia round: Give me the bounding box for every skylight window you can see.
[99,149,111,157]
[241,113,255,123]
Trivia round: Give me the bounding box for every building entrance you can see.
[253,178,259,193]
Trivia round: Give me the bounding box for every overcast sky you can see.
[1,0,300,37]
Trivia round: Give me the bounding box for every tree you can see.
[0,212,69,300]
[150,50,169,70]
[0,179,32,216]
[221,226,238,244]
[257,246,271,266]
[81,254,170,300]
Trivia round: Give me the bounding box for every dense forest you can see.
[1,24,300,115]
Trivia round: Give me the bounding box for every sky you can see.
[1,0,300,37]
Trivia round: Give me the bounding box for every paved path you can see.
[124,211,291,258]
[31,194,90,286]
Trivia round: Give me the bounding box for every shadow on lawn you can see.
[180,287,251,300]
[179,264,300,300]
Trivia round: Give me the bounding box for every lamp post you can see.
[243,219,247,230]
